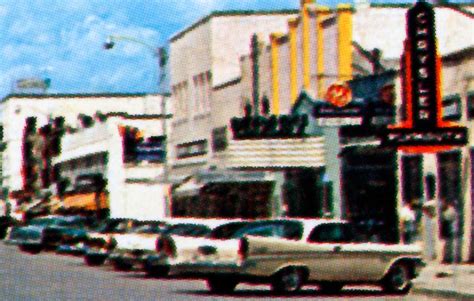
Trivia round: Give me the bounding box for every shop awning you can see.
[172,170,275,198]
[173,178,203,198]
[62,192,108,211]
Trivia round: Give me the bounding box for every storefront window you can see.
[171,182,272,218]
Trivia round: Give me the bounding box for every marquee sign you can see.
[381,1,467,152]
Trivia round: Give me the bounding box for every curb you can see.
[412,286,474,300]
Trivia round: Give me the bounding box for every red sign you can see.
[325,82,352,108]
[382,1,467,153]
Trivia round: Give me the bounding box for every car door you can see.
[306,223,356,282]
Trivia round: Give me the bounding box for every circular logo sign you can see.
[325,82,352,108]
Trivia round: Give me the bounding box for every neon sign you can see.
[381,1,467,152]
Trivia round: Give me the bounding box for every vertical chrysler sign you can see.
[381,1,467,152]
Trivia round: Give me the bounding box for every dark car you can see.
[6,215,93,254]
[0,216,20,240]
[55,218,125,255]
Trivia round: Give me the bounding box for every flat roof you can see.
[2,92,171,103]
[170,9,299,43]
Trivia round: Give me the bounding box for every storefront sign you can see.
[316,117,361,127]
[136,141,165,162]
[325,82,352,108]
[196,170,272,183]
[382,1,467,151]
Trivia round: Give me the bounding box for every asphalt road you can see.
[0,243,452,301]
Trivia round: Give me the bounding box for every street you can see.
[0,244,452,301]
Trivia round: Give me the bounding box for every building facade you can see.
[168,1,474,262]
[168,10,298,180]
[53,113,170,220]
[0,93,169,220]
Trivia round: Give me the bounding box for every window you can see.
[308,223,354,243]
[233,220,303,240]
[176,140,208,159]
[192,71,212,114]
[211,127,228,152]
[442,94,461,121]
[467,92,474,119]
[172,81,188,118]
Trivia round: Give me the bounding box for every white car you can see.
[146,219,306,278]
[170,219,425,295]
[108,219,218,272]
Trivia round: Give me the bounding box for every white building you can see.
[0,93,169,219]
[53,113,170,220]
[168,9,298,180]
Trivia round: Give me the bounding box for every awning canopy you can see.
[61,192,108,211]
[172,170,275,198]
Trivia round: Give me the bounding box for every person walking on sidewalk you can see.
[400,201,416,244]
[440,200,456,264]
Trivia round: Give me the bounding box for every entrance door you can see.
[341,147,398,243]
[437,150,463,263]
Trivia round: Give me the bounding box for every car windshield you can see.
[29,218,62,227]
[55,217,88,228]
[163,224,211,237]
[28,216,87,227]
[208,222,251,239]
[96,219,130,233]
[132,222,164,234]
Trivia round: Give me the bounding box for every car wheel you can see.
[207,276,239,294]
[19,245,42,254]
[319,282,344,294]
[271,267,304,294]
[84,254,107,266]
[382,263,412,294]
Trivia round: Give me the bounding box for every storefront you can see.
[291,70,399,241]
[171,170,276,218]
[340,146,398,243]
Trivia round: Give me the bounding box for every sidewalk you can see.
[412,261,474,299]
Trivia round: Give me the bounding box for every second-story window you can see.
[172,81,188,119]
[192,71,212,115]
[176,139,208,159]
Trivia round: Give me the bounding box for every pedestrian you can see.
[421,199,436,260]
[399,201,416,244]
[440,200,456,264]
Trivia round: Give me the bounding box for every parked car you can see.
[83,218,136,266]
[108,218,231,276]
[108,220,167,271]
[0,216,20,240]
[144,219,300,279]
[56,218,128,255]
[5,215,94,254]
[173,219,425,294]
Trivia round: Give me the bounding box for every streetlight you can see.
[103,34,171,214]
[103,35,168,93]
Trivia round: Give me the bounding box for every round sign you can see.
[325,82,352,107]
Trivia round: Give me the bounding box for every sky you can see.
[0,0,470,98]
